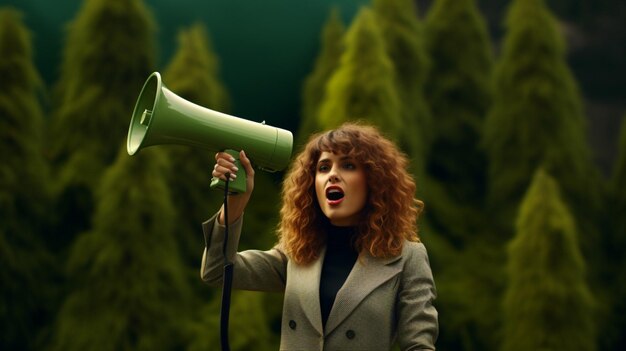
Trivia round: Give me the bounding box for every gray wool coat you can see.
[201,213,438,351]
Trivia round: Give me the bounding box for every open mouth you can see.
[326,187,345,204]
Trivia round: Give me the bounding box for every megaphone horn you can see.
[127,72,293,193]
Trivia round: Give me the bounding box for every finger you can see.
[215,157,239,173]
[215,151,236,162]
[212,164,237,180]
[213,161,237,177]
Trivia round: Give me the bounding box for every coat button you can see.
[289,320,297,330]
[346,330,355,339]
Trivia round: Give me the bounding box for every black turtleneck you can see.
[319,225,359,329]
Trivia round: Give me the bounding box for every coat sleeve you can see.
[200,212,287,293]
[396,242,439,350]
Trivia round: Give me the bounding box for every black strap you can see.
[220,173,233,351]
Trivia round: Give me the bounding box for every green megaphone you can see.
[127,72,293,193]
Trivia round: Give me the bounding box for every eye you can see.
[342,161,357,170]
[317,164,330,173]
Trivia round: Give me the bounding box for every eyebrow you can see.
[317,156,354,164]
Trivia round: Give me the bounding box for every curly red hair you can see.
[277,122,423,265]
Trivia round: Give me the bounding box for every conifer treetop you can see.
[0,8,42,93]
[482,0,599,231]
[504,168,596,351]
[318,7,401,138]
[373,0,428,89]
[0,6,48,226]
[298,7,345,147]
[58,0,156,100]
[163,23,230,112]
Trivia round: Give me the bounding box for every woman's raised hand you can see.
[212,150,255,225]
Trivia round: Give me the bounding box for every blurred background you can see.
[1,0,624,350]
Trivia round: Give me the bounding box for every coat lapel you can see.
[324,252,402,336]
[294,247,326,336]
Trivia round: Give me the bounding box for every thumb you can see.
[240,150,255,176]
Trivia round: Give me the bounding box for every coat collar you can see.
[292,247,403,336]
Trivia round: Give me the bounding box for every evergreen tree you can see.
[606,115,626,350]
[372,0,431,176]
[161,20,280,254]
[611,114,626,254]
[162,23,283,344]
[163,23,230,113]
[429,236,505,350]
[0,7,55,350]
[162,23,231,267]
[423,0,494,243]
[483,0,601,246]
[503,169,595,351]
[47,0,156,249]
[186,291,276,351]
[317,7,402,140]
[50,147,193,351]
[297,8,345,149]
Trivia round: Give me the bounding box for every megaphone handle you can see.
[210,149,247,194]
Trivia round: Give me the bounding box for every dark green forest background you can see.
[1,0,625,350]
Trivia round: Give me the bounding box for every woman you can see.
[201,122,438,350]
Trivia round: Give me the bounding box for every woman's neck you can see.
[326,224,357,250]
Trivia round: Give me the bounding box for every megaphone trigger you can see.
[210,149,247,194]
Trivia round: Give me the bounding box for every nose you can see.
[328,167,340,183]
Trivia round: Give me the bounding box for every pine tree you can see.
[163,23,230,113]
[317,7,402,140]
[611,114,626,255]
[428,235,505,350]
[162,23,231,266]
[0,7,55,350]
[0,7,49,242]
[372,0,431,175]
[423,0,493,243]
[606,115,626,350]
[297,8,345,149]
[161,20,280,252]
[47,0,156,249]
[161,23,283,343]
[50,147,193,351]
[186,291,276,351]
[503,169,595,351]
[483,0,601,244]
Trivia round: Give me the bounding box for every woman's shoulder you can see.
[400,240,431,264]
[398,241,435,282]
[401,240,427,255]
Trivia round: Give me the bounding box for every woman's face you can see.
[315,151,368,226]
